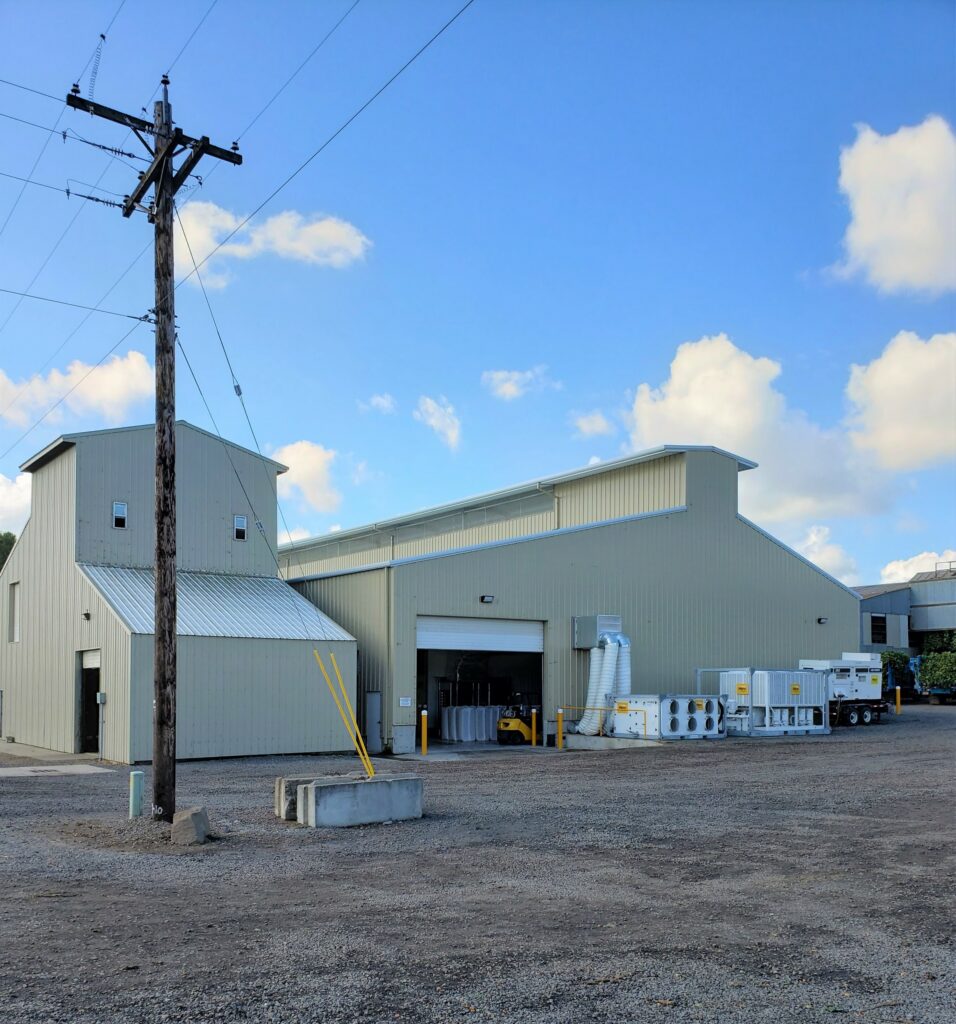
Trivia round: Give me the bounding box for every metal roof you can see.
[80,564,353,641]
[279,444,756,553]
[21,421,288,474]
[854,582,912,599]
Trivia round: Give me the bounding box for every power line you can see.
[0,319,144,461]
[174,201,300,561]
[179,0,477,288]
[0,2,222,392]
[0,285,150,321]
[0,168,126,201]
[0,239,152,423]
[0,78,63,104]
[236,0,362,142]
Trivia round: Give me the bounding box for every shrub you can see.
[921,652,956,689]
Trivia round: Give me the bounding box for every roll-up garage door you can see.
[416,616,544,653]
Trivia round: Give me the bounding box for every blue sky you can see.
[0,0,953,585]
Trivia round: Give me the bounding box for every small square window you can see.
[234,515,247,542]
[112,501,127,530]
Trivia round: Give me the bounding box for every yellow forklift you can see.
[496,700,540,745]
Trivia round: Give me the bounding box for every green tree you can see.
[0,531,14,571]
[922,652,956,690]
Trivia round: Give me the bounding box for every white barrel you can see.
[475,706,489,742]
[441,706,453,742]
[459,706,476,742]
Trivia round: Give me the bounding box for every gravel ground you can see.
[0,705,953,1023]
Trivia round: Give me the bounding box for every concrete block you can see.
[171,806,211,845]
[296,784,310,825]
[299,774,423,828]
[391,724,415,755]
[274,775,322,821]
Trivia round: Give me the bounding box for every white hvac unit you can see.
[719,669,830,737]
[610,696,661,738]
[658,695,723,740]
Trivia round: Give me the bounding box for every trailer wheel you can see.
[845,707,860,726]
[861,707,873,725]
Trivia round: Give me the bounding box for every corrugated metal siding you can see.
[909,579,956,632]
[281,453,688,578]
[128,635,357,761]
[75,423,280,576]
[0,447,134,761]
[80,564,352,640]
[304,452,857,748]
[293,569,391,740]
[555,453,686,527]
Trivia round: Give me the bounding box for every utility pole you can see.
[67,77,241,822]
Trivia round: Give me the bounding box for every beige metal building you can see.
[0,422,355,763]
[280,446,859,753]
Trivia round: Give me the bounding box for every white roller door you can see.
[416,616,544,653]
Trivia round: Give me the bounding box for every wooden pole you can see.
[63,80,242,823]
[152,77,177,822]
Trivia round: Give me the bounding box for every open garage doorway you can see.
[415,616,544,747]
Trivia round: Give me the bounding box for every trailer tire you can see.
[845,707,860,726]
[861,707,873,725]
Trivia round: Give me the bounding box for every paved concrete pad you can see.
[565,733,661,750]
[0,764,114,778]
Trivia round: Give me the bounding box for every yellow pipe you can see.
[330,650,375,777]
[420,709,428,756]
[556,708,564,750]
[314,650,373,777]
[895,686,901,715]
[531,708,538,747]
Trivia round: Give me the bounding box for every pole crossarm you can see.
[123,128,183,217]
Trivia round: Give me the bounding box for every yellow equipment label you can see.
[790,683,801,695]
[736,683,749,695]
[615,701,629,714]
[870,674,881,686]
[695,699,706,710]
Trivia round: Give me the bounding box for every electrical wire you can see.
[236,0,362,142]
[174,201,301,558]
[165,0,219,76]
[178,0,477,288]
[0,239,151,423]
[0,78,63,103]
[0,168,126,201]
[0,286,150,321]
[0,320,144,461]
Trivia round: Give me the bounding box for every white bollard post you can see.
[129,770,144,819]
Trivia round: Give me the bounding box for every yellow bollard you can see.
[556,708,564,751]
[531,708,538,747]
[895,686,901,715]
[420,708,428,756]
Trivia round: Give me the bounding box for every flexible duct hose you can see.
[578,639,619,735]
[576,646,605,735]
[614,634,632,698]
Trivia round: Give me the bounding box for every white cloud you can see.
[794,525,858,584]
[573,410,614,437]
[277,526,311,547]
[328,524,342,533]
[272,440,341,513]
[351,460,372,485]
[628,333,886,524]
[358,393,396,414]
[881,549,956,584]
[836,115,956,293]
[481,366,559,400]
[587,455,602,466]
[413,395,460,449]
[847,331,956,470]
[0,472,31,534]
[0,350,153,427]
[176,201,371,288]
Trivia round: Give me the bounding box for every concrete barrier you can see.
[297,774,423,828]
[274,775,324,821]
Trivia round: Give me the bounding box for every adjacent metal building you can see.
[0,422,355,762]
[280,446,860,753]
[857,562,956,653]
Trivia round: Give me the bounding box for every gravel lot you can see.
[1,705,953,1024]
